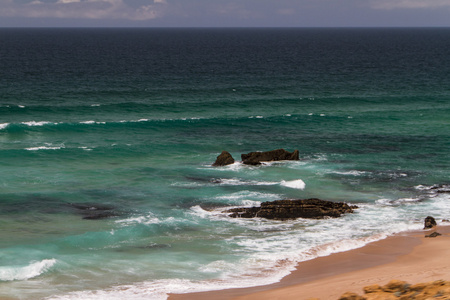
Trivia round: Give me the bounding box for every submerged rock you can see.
[212,151,235,166]
[424,216,437,229]
[241,149,299,165]
[224,198,357,220]
[68,203,119,220]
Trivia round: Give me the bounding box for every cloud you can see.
[56,0,81,3]
[0,0,168,21]
[371,0,450,10]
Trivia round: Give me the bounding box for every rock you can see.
[382,280,409,293]
[82,212,119,220]
[425,231,442,238]
[224,198,357,220]
[424,216,437,229]
[68,203,119,220]
[341,280,450,300]
[212,151,235,166]
[241,149,299,165]
[429,184,450,193]
[364,284,383,294]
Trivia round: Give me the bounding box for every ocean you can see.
[0,28,449,299]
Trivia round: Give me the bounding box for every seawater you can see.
[0,28,449,299]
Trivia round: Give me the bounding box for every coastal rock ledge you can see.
[241,149,299,165]
[224,199,357,220]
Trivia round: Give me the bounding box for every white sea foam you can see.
[0,259,56,281]
[280,179,305,189]
[22,121,53,126]
[26,146,64,151]
[18,105,25,108]
[376,197,422,206]
[331,170,368,176]
[80,121,106,125]
[48,187,450,300]
[213,190,280,203]
[115,214,161,226]
[218,178,279,186]
[48,196,442,300]
[78,146,93,151]
[47,203,427,300]
[0,123,9,130]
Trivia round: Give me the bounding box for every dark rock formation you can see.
[212,151,235,166]
[424,216,437,229]
[224,198,357,220]
[241,149,299,165]
[425,232,442,238]
[429,184,450,193]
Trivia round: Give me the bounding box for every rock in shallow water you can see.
[241,148,299,165]
[424,216,437,229]
[212,151,235,166]
[67,203,120,220]
[223,198,357,220]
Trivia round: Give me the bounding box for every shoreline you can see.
[169,225,450,300]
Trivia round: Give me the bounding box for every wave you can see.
[26,145,65,151]
[280,179,306,189]
[0,259,56,281]
[43,189,450,300]
[0,109,338,134]
[176,178,306,190]
[0,118,207,134]
[48,207,425,300]
[21,121,55,126]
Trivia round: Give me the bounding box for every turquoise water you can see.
[0,28,449,299]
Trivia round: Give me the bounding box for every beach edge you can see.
[169,225,450,300]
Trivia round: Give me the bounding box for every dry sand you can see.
[169,225,450,300]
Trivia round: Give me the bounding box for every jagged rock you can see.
[425,232,442,238]
[241,149,299,165]
[382,280,409,293]
[424,216,437,229]
[364,284,383,294]
[224,198,357,220]
[212,151,235,166]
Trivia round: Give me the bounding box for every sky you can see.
[1,0,450,27]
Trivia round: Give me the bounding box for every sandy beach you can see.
[170,225,450,300]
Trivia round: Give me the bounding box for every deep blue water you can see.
[0,28,449,299]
